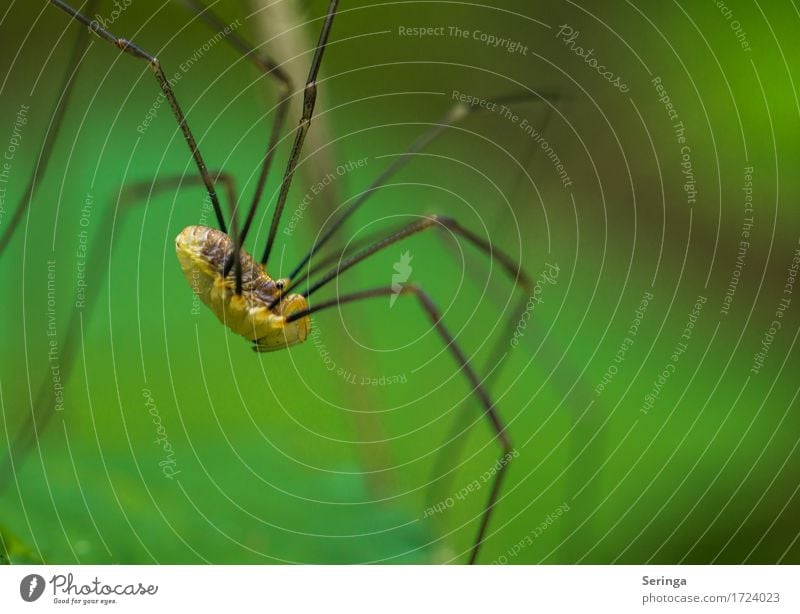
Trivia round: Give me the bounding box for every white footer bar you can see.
[1,565,797,613]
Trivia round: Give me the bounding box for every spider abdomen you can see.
[175,225,310,351]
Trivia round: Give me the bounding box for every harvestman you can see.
[3,0,551,563]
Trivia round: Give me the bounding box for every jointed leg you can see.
[260,0,340,267]
[0,0,99,256]
[118,172,237,214]
[293,221,415,288]
[429,118,555,498]
[179,0,296,286]
[0,171,237,493]
[273,214,532,310]
[286,285,512,564]
[48,0,227,231]
[277,213,540,560]
[276,206,539,560]
[293,100,553,289]
[286,89,556,281]
[427,292,529,507]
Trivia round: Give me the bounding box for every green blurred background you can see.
[0,0,798,564]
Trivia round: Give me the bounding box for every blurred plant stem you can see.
[249,0,395,499]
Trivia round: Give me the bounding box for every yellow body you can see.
[175,225,310,351]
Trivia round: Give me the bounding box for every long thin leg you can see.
[295,220,414,287]
[0,171,237,493]
[119,172,238,214]
[260,0,339,267]
[286,285,512,564]
[250,0,346,268]
[179,0,295,284]
[48,0,227,231]
[427,293,528,509]
[283,209,539,559]
[275,214,532,309]
[0,0,99,256]
[286,90,555,281]
[430,119,553,498]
